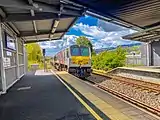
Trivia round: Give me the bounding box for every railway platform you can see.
[0,70,96,120]
[54,71,159,120]
[110,67,160,84]
[0,70,159,120]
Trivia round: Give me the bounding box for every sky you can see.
[39,15,141,56]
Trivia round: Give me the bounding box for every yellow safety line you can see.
[51,70,103,120]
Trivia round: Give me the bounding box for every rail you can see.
[90,70,160,116]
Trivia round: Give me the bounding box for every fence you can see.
[126,54,147,66]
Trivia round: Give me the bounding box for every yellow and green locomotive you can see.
[53,45,92,78]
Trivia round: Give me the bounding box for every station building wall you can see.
[151,41,160,66]
[0,23,26,94]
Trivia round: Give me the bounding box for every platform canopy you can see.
[0,0,159,43]
[0,0,85,43]
[67,0,160,42]
[123,26,160,42]
[68,0,160,30]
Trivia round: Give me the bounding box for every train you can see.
[53,45,92,78]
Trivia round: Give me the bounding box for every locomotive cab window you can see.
[80,47,89,56]
[71,46,80,56]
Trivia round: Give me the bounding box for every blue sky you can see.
[39,15,140,56]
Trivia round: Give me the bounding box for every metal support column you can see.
[146,43,151,66]
[0,23,6,93]
[15,37,19,79]
[23,41,26,74]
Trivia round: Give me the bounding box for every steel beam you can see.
[7,22,20,34]
[123,25,160,40]
[137,35,160,42]
[0,8,6,18]
[19,30,66,37]
[0,0,57,12]
[0,0,37,11]
[28,0,33,5]
[4,13,78,22]
[60,17,77,39]
[25,38,61,44]
[0,0,82,15]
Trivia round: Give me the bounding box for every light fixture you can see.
[54,20,59,28]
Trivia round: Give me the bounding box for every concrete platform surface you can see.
[116,67,160,84]
[119,67,160,73]
[55,71,160,120]
[0,70,96,120]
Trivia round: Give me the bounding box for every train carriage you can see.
[53,45,92,78]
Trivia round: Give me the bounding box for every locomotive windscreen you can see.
[80,47,89,56]
[71,46,80,56]
[71,46,89,56]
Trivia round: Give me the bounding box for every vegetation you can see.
[76,36,95,54]
[75,36,126,71]
[92,47,126,70]
[126,45,140,54]
[25,43,43,70]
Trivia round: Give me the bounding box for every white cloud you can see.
[73,23,107,39]
[73,22,137,49]
[39,21,139,56]
[39,35,79,56]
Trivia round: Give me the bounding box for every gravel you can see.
[99,79,160,111]
[86,74,110,83]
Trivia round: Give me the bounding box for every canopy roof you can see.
[69,0,160,30]
[0,0,159,43]
[123,26,160,42]
[0,0,85,43]
[68,0,160,42]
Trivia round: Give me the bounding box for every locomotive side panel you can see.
[64,48,70,66]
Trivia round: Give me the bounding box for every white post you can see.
[0,23,7,93]
[146,43,150,66]
[15,37,19,79]
[23,41,26,74]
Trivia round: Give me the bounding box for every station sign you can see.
[4,57,10,67]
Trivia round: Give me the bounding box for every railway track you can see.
[93,72,160,92]
[86,71,160,117]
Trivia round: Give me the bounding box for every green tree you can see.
[76,36,93,52]
[25,43,43,70]
[92,46,126,70]
[25,43,42,62]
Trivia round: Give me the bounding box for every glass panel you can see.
[4,50,16,67]
[80,47,89,56]
[19,54,24,64]
[71,46,80,56]
[18,40,23,53]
